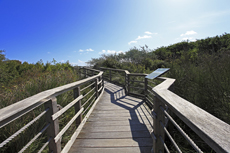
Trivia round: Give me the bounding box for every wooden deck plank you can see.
[91,112,151,117]
[81,124,152,132]
[83,120,152,127]
[69,147,152,153]
[69,82,153,153]
[77,131,151,139]
[72,138,153,147]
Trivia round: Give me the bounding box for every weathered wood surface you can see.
[0,72,103,128]
[69,82,153,153]
[153,77,230,153]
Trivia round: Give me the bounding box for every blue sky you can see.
[1,0,230,66]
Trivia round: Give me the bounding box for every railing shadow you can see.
[104,82,153,152]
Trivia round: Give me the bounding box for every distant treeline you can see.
[0,52,79,108]
[87,33,230,124]
[0,52,82,152]
[0,52,74,91]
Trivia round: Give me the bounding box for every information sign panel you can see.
[145,68,170,79]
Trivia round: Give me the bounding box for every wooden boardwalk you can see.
[69,82,153,153]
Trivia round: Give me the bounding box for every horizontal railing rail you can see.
[100,67,230,153]
[150,77,230,153]
[100,67,147,98]
[0,68,104,153]
[1,66,230,153]
[78,67,101,79]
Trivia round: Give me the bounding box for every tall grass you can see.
[0,69,80,152]
[169,51,230,124]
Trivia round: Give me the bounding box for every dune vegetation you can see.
[88,33,230,125]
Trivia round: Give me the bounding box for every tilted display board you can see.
[145,68,170,79]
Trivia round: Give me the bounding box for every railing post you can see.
[145,78,148,103]
[127,74,130,95]
[73,87,82,126]
[152,95,165,153]
[109,69,111,82]
[168,84,175,133]
[125,72,127,94]
[100,74,104,89]
[44,97,61,153]
[95,78,99,98]
[84,68,86,78]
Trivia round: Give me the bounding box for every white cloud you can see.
[100,50,106,54]
[99,50,123,54]
[136,35,152,40]
[61,60,65,62]
[47,52,51,54]
[117,50,123,54]
[145,31,158,35]
[70,60,86,66]
[107,50,116,54]
[78,60,85,64]
[180,30,197,37]
[128,41,137,45]
[86,48,94,51]
[145,31,152,35]
[128,32,156,45]
[79,48,94,52]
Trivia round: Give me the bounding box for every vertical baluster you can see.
[109,69,111,82]
[127,74,130,95]
[84,68,86,78]
[152,95,165,153]
[73,87,82,126]
[44,97,61,153]
[125,72,127,94]
[95,78,98,98]
[168,84,175,133]
[145,78,148,103]
[101,74,104,89]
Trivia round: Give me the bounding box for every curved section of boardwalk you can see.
[69,82,153,153]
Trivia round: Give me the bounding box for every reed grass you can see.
[0,69,80,152]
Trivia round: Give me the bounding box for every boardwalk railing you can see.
[1,67,230,153]
[0,68,104,153]
[99,67,230,153]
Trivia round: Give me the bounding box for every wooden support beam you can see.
[127,74,130,95]
[95,78,99,98]
[152,95,165,153]
[145,78,148,104]
[73,87,82,126]
[44,97,61,153]
[109,70,111,82]
[84,68,86,78]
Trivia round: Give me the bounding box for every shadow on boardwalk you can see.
[69,82,153,153]
[104,82,153,152]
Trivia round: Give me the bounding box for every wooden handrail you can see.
[152,77,230,152]
[1,67,230,153]
[0,68,104,153]
[100,67,130,74]
[100,67,230,152]
[100,67,147,97]
[0,72,103,128]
